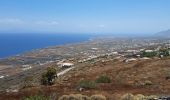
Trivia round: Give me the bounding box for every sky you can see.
[0,0,170,34]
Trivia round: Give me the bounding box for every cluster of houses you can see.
[117,47,170,63]
[22,65,32,71]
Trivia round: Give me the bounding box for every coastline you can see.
[0,33,94,59]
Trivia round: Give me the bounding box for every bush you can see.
[159,48,170,57]
[121,93,134,100]
[95,75,111,83]
[144,95,158,100]
[134,94,145,100]
[49,93,58,100]
[41,67,57,85]
[77,80,96,89]
[120,94,158,100]
[90,94,106,100]
[141,51,157,57]
[23,95,49,100]
[58,94,90,100]
[144,80,153,86]
[58,95,69,100]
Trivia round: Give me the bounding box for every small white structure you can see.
[160,55,164,58]
[145,50,153,52]
[0,76,4,79]
[91,48,98,50]
[22,65,30,67]
[112,52,118,55]
[22,65,32,71]
[124,58,137,63]
[140,57,150,60]
[136,55,141,57]
[60,63,74,68]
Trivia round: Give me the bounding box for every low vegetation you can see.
[22,93,159,100]
[120,93,159,100]
[23,95,49,100]
[77,80,96,89]
[159,48,170,57]
[141,51,157,57]
[121,93,134,100]
[90,94,106,100]
[133,94,145,100]
[95,75,111,83]
[58,94,90,100]
[58,94,106,100]
[22,75,34,88]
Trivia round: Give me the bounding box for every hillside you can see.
[155,29,170,37]
[1,56,170,100]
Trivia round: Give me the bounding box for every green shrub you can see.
[41,67,57,85]
[95,75,111,83]
[141,51,157,57]
[159,48,170,56]
[121,93,134,100]
[77,80,96,89]
[90,94,106,100]
[23,95,49,100]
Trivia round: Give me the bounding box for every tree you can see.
[41,67,57,85]
[159,48,169,56]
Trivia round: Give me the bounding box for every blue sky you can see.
[0,0,170,34]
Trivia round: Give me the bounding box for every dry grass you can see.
[1,58,170,99]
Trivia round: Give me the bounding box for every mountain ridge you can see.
[155,29,170,37]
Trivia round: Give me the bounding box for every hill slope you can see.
[1,57,170,99]
[155,29,170,37]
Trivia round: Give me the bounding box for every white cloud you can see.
[98,24,105,28]
[35,21,59,26]
[0,18,59,27]
[0,18,24,24]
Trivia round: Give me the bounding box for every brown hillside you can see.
[1,58,170,99]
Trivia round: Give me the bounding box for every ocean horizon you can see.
[0,33,92,58]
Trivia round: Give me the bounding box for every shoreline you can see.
[0,34,94,59]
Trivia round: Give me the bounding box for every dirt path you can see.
[57,67,75,77]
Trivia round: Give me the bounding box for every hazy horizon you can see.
[0,0,170,34]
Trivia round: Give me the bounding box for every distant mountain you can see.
[155,29,170,37]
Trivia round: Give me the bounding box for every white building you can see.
[59,63,74,68]
[22,65,32,71]
[0,76,4,79]
[145,50,153,52]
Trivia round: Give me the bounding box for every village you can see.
[0,38,170,82]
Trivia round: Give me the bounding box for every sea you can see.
[0,33,93,58]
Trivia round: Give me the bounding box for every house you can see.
[145,50,153,52]
[0,76,4,79]
[22,65,32,71]
[124,58,137,63]
[112,52,118,55]
[140,57,150,60]
[60,63,74,68]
